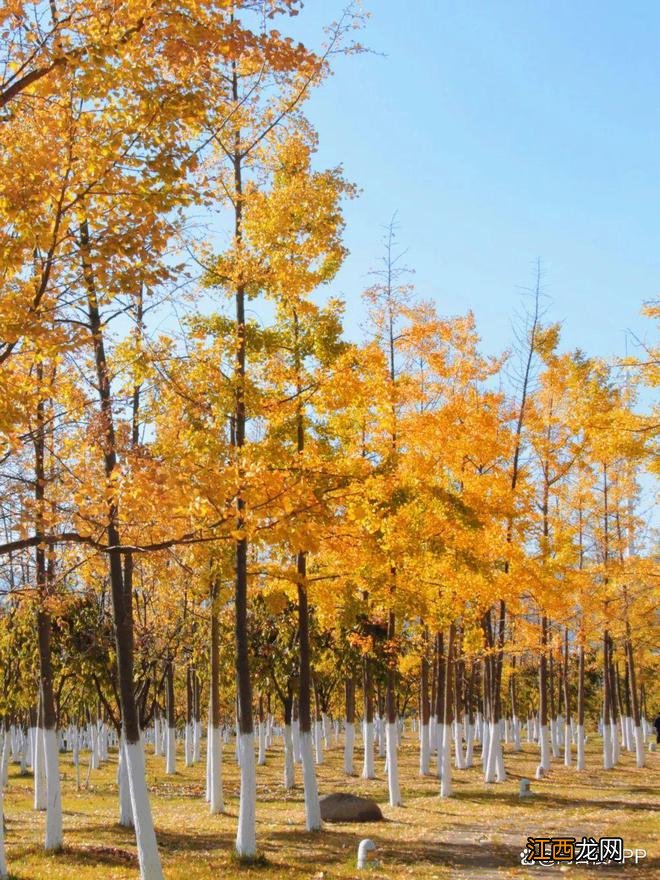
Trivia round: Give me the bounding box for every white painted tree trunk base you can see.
[343,721,355,776]
[550,719,560,758]
[386,722,401,806]
[184,722,193,767]
[125,739,163,880]
[33,724,47,811]
[495,736,506,782]
[419,723,430,775]
[454,719,466,769]
[483,721,496,783]
[0,734,9,787]
[283,724,295,790]
[633,724,645,768]
[512,716,522,752]
[27,726,35,772]
[165,727,176,775]
[205,720,211,802]
[300,731,321,831]
[118,737,134,828]
[313,721,323,765]
[436,720,444,778]
[153,718,162,757]
[610,722,620,764]
[603,723,613,769]
[193,719,201,764]
[479,719,487,764]
[0,779,6,880]
[292,719,302,764]
[209,725,223,814]
[235,732,257,858]
[362,721,375,779]
[539,724,551,772]
[576,724,586,770]
[440,723,452,796]
[465,721,474,768]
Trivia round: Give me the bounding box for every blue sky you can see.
[281,0,658,361]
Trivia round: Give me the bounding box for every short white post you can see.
[357,838,377,870]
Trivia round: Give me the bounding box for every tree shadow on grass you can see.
[6,842,138,870]
[59,844,138,867]
[263,826,527,871]
[155,827,237,854]
[453,789,656,813]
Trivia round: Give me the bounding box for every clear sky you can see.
[282,0,658,361]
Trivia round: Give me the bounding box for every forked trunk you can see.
[81,218,162,879]
[625,631,644,768]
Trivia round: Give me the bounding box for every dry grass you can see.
[3,730,658,879]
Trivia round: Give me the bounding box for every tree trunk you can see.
[625,630,644,768]
[208,578,223,813]
[257,693,266,766]
[419,630,430,775]
[602,630,613,769]
[576,640,586,770]
[228,71,257,858]
[165,660,176,775]
[434,632,445,777]
[80,218,162,879]
[297,556,321,829]
[33,693,46,810]
[464,662,476,767]
[538,616,550,771]
[453,640,466,768]
[185,666,194,767]
[344,677,355,776]
[385,608,401,805]
[607,635,620,764]
[118,735,134,827]
[509,655,521,753]
[362,657,375,779]
[33,364,62,849]
[283,691,295,790]
[549,649,559,757]
[563,627,571,766]
[440,624,454,797]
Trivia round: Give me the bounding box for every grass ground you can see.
[3,730,658,879]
